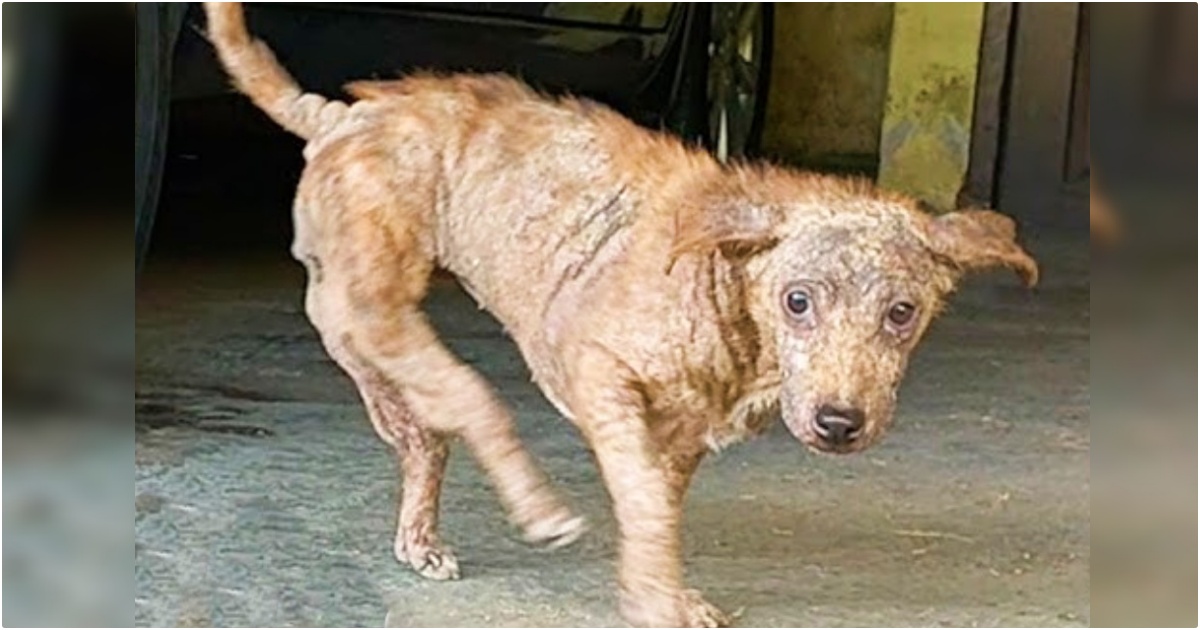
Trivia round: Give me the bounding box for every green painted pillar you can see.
[877,3,985,211]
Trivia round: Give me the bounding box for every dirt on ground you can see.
[135,223,1089,627]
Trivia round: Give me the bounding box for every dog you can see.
[203,4,1039,626]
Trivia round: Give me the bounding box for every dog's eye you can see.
[886,302,917,328]
[785,290,812,317]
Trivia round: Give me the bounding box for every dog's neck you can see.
[693,250,782,451]
[705,252,762,363]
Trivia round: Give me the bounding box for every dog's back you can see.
[324,72,731,410]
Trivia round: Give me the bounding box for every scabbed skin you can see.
[203,3,1039,626]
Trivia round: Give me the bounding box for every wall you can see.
[994,3,1081,224]
[760,3,894,173]
[876,2,985,211]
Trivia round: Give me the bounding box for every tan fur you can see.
[203,4,1039,626]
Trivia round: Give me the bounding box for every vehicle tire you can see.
[135,3,188,275]
[706,3,773,161]
[3,4,61,278]
[669,3,773,161]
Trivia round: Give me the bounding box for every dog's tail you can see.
[203,2,347,140]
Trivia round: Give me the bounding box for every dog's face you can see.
[671,182,1038,454]
[766,216,956,453]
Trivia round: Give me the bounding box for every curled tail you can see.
[203,2,346,139]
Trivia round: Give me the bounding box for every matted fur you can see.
[203,4,1039,626]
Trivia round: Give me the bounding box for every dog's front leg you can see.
[664,451,705,510]
[574,370,728,627]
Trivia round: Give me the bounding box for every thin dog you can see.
[204,4,1038,626]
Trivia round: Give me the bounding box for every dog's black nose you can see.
[814,405,865,445]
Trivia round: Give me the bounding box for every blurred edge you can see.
[1090,2,1198,628]
[4,4,134,627]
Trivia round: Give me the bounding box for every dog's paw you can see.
[679,589,732,628]
[522,510,588,550]
[620,588,732,628]
[395,538,461,581]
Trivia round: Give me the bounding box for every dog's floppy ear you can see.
[926,209,1039,287]
[667,203,782,272]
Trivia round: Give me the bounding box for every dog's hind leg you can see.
[391,423,455,579]
[304,252,582,556]
[296,147,584,566]
[357,373,459,580]
[351,307,587,549]
[311,287,583,578]
[305,276,459,579]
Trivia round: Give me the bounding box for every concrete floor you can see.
[135,221,1090,627]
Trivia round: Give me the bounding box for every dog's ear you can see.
[667,204,782,272]
[926,209,1039,287]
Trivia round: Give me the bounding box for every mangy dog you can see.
[204,4,1039,626]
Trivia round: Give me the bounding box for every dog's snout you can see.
[814,405,865,445]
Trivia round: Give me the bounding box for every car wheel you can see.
[706,3,773,162]
[135,3,188,275]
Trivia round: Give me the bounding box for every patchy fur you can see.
[204,4,1039,626]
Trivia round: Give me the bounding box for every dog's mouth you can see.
[799,432,871,455]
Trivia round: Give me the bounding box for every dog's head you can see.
[671,173,1038,454]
